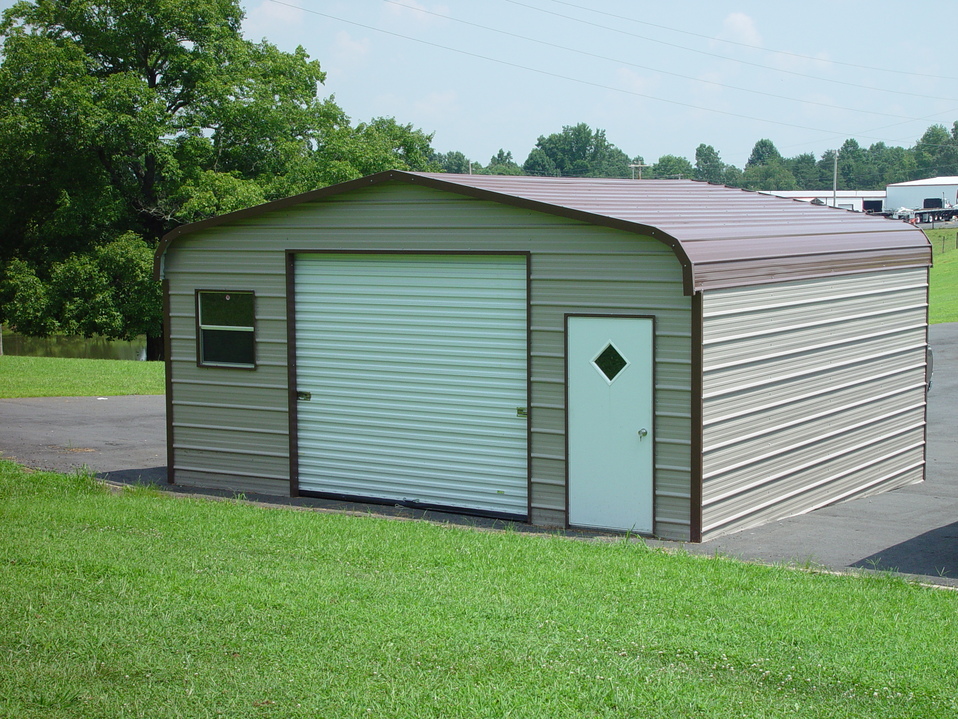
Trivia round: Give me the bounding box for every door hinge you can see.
[297,391,312,401]
[516,407,528,418]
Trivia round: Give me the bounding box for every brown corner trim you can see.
[286,252,300,498]
[163,278,175,485]
[689,292,705,543]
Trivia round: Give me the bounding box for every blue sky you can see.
[240,1,955,168]
[4,0,955,169]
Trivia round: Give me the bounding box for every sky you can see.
[5,0,956,170]
[238,0,956,169]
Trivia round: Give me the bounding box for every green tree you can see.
[433,150,472,174]
[694,144,725,183]
[742,161,798,191]
[785,153,821,189]
[746,138,783,168]
[0,0,437,357]
[481,149,522,175]
[0,233,162,353]
[522,123,631,178]
[652,154,694,179]
[913,124,958,179]
[522,147,558,177]
[868,142,915,186]
[722,165,744,188]
[816,149,838,190]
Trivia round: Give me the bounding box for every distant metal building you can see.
[760,189,886,213]
[886,176,958,211]
[155,172,931,542]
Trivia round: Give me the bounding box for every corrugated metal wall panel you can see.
[173,469,287,495]
[162,234,290,490]
[700,268,928,540]
[294,253,529,516]
[163,183,693,538]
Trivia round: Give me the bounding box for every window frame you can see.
[195,289,257,369]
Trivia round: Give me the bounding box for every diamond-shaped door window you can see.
[593,343,628,382]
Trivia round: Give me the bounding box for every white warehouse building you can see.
[760,190,885,213]
[885,177,958,211]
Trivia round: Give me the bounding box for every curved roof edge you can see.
[155,170,931,294]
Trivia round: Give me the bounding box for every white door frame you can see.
[565,314,656,533]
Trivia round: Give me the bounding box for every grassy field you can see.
[2,460,957,718]
[0,355,165,398]
[927,229,958,324]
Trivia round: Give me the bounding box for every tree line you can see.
[1,0,955,357]
[434,122,958,192]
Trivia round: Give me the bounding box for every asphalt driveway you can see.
[0,394,166,484]
[1,322,956,585]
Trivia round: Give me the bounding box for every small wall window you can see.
[197,291,255,368]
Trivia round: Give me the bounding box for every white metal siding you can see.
[294,254,529,516]
[700,268,928,539]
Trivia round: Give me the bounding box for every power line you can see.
[504,0,958,104]
[265,0,922,143]
[382,0,935,122]
[537,0,958,82]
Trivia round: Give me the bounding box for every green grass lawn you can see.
[927,229,958,324]
[2,460,957,718]
[0,355,164,398]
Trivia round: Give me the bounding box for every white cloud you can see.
[333,31,371,65]
[719,13,763,48]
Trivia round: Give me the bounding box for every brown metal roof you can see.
[156,170,931,293]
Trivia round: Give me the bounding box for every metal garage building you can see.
[154,171,932,542]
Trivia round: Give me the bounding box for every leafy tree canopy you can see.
[0,0,437,356]
[746,138,783,168]
[652,154,694,179]
[433,150,471,174]
[694,144,725,184]
[742,160,798,191]
[481,149,522,175]
[523,123,632,178]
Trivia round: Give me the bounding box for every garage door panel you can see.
[295,253,529,517]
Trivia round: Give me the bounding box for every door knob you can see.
[637,428,648,439]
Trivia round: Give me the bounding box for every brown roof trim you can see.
[153,170,694,292]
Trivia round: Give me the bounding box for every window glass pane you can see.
[200,292,254,327]
[202,329,255,366]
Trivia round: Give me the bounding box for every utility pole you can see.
[832,150,838,208]
[629,163,650,180]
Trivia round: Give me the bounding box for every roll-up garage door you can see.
[294,254,528,517]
